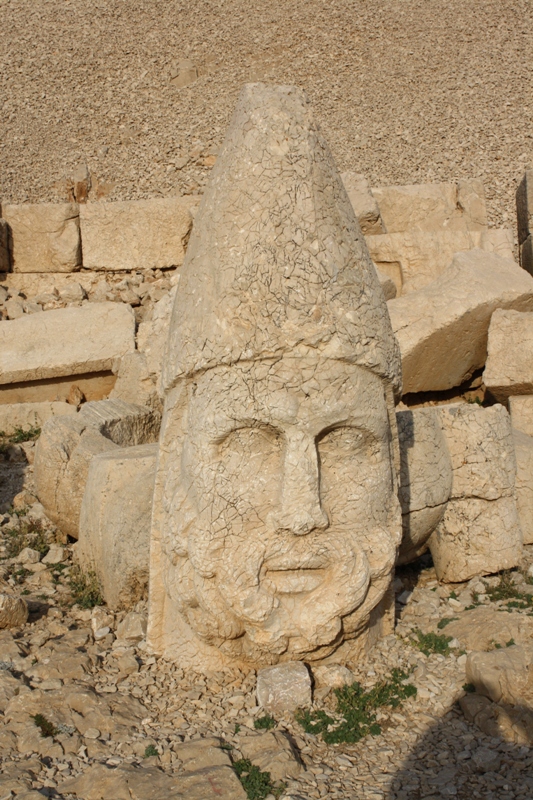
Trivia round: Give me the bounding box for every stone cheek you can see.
[148,358,401,670]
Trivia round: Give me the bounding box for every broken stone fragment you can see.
[428,403,522,582]
[238,729,303,781]
[78,443,157,609]
[512,429,533,545]
[484,309,533,402]
[0,594,28,629]
[388,249,533,394]
[2,202,81,273]
[341,171,385,235]
[256,662,312,714]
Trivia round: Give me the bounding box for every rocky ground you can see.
[1,0,532,231]
[1,432,533,799]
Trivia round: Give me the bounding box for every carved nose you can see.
[268,431,329,537]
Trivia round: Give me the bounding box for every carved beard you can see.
[163,498,400,662]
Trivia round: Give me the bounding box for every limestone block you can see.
[0,594,28,628]
[388,250,533,395]
[366,228,513,296]
[2,203,81,273]
[341,171,385,234]
[0,402,76,435]
[512,429,533,545]
[115,611,147,643]
[371,179,487,234]
[445,606,533,652]
[396,407,453,564]
[484,309,533,402]
[509,395,533,437]
[256,662,312,714]
[238,730,302,781]
[137,285,177,386]
[466,645,533,706]
[110,352,159,410]
[375,268,397,300]
[516,170,533,248]
[78,444,157,609]
[79,197,193,271]
[0,303,135,385]
[34,400,160,539]
[428,403,522,582]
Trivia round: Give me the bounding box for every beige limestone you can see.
[0,302,135,385]
[517,170,533,250]
[340,171,385,234]
[35,400,160,539]
[512,429,533,545]
[388,249,533,395]
[375,268,397,301]
[256,662,312,713]
[0,219,9,272]
[79,197,193,271]
[467,645,533,707]
[2,202,81,273]
[0,374,116,406]
[238,731,302,781]
[484,309,533,402]
[371,179,487,234]
[521,235,533,277]
[148,84,402,671]
[397,407,453,564]
[78,444,157,609]
[0,401,75,434]
[0,594,28,628]
[446,606,533,652]
[428,403,522,582]
[509,395,533,437]
[366,228,513,296]
[137,285,177,387]
[110,351,159,410]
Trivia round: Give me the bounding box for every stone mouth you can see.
[265,567,326,594]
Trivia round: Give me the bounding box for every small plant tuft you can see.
[437,617,458,630]
[69,565,103,608]
[412,630,452,656]
[254,714,276,731]
[463,683,476,694]
[295,668,416,745]
[233,758,284,800]
[32,714,58,738]
[144,744,159,758]
[485,572,533,610]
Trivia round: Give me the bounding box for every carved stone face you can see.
[162,354,400,663]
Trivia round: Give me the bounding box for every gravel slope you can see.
[1,0,532,230]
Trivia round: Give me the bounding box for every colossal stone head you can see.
[147,84,403,670]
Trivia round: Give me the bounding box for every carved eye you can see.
[218,425,282,458]
[318,426,366,455]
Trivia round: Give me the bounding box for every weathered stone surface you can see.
[509,394,533,437]
[3,202,81,273]
[484,309,533,402]
[467,644,533,706]
[371,180,487,234]
[0,670,22,712]
[148,84,402,670]
[445,606,533,651]
[341,171,384,234]
[137,285,177,388]
[256,662,312,713]
[428,403,522,582]
[311,663,354,689]
[116,611,147,643]
[110,352,160,410]
[517,170,533,258]
[35,400,160,539]
[512,429,533,545]
[79,197,193,271]
[79,443,157,609]
[375,268,397,300]
[60,763,183,800]
[0,594,28,628]
[397,407,453,564]
[238,730,302,781]
[0,218,9,271]
[388,249,533,394]
[0,302,135,385]
[0,401,75,435]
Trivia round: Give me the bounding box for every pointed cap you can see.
[162,83,401,398]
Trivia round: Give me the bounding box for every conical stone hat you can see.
[162,83,402,398]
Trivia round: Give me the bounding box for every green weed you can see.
[144,744,159,758]
[437,617,457,630]
[412,630,452,656]
[463,683,476,693]
[32,714,57,738]
[254,714,276,731]
[69,565,103,608]
[295,668,416,745]
[485,572,533,610]
[3,518,50,560]
[233,759,284,800]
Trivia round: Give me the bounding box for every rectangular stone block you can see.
[484,309,533,402]
[79,197,193,271]
[2,202,81,273]
[371,179,487,234]
[366,227,513,296]
[0,402,76,435]
[0,302,135,385]
[340,172,384,234]
[509,395,533,437]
